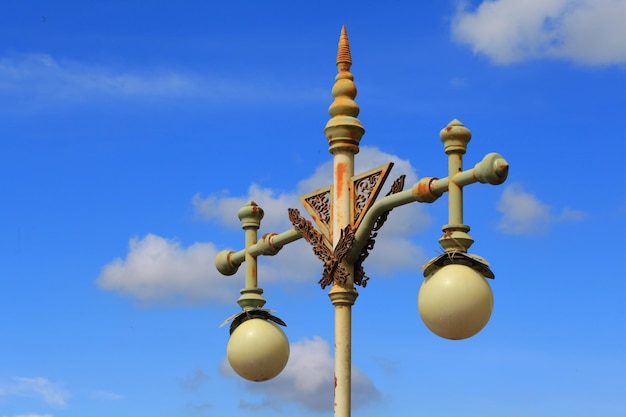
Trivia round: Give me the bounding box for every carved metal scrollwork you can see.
[289,208,355,289]
[354,175,406,287]
[304,190,331,228]
[354,172,381,222]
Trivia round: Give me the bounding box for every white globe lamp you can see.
[418,263,493,340]
[227,318,290,381]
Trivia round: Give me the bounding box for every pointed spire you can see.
[336,26,352,71]
[324,26,364,154]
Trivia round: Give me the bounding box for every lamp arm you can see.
[216,228,303,276]
[216,153,508,276]
[346,152,508,263]
[346,178,440,263]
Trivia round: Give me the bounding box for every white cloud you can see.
[195,146,431,282]
[0,53,325,109]
[0,377,68,407]
[496,184,586,234]
[296,146,420,194]
[452,0,626,65]
[91,389,124,401]
[0,54,194,100]
[98,147,432,304]
[10,414,54,417]
[96,234,235,304]
[179,368,210,392]
[222,336,381,412]
[193,184,299,232]
[185,401,212,413]
[449,76,469,88]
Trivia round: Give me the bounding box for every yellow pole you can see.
[236,201,266,310]
[324,26,364,417]
[438,120,475,253]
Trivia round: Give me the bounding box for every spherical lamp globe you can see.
[227,318,289,381]
[418,264,493,340]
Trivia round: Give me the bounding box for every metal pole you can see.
[324,26,364,417]
[439,120,475,253]
[215,26,510,415]
[236,201,266,310]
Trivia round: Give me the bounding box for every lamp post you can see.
[215,26,509,417]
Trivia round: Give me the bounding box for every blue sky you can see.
[0,0,625,416]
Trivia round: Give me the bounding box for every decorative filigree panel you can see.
[354,175,406,287]
[299,186,332,240]
[351,163,394,230]
[289,208,354,289]
[354,172,382,222]
[304,190,331,228]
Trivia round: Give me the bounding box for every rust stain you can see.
[413,177,441,203]
[417,182,430,195]
[335,162,347,200]
[337,26,352,68]
[416,178,430,197]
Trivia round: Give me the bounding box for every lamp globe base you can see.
[227,318,289,382]
[418,264,493,340]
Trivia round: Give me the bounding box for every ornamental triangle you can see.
[352,163,394,230]
[299,185,332,241]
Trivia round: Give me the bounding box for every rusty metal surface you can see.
[353,175,406,286]
[215,29,510,415]
[421,251,495,279]
[352,162,394,230]
[288,208,355,289]
[300,186,333,240]
[324,26,364,155]
[220,308,287,335]
[412,177,442,203]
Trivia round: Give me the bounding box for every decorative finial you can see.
[440,119,472,154]
[324,26,364,154]
[336,26,352,71]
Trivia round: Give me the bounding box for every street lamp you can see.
[215,26,509,416]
